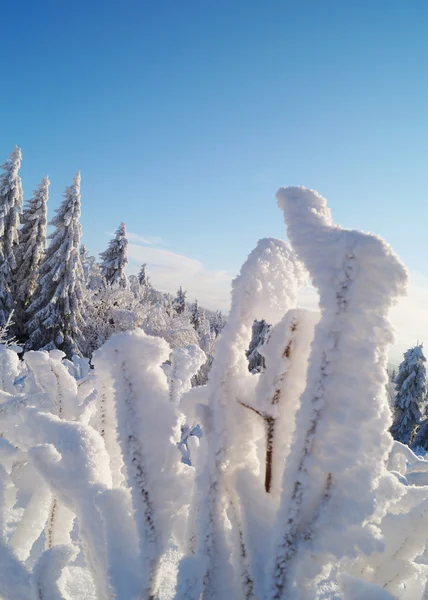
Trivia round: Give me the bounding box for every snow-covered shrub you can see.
[1,184,424,600]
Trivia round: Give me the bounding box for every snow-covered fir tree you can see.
[0,146,23,326]
[391,343,428,445]
[211,309,226,337]
[100,221,128,287]
[138,263,150,287]
[25,172,86,357]
[246,319,272,373]
[14,176,49,337]
[134,262,153,301]
[190,298,203,330]
[173,285,187,314]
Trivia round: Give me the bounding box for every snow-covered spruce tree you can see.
[246,319,271,373]
[390,344,427,445]
[138,262,150,288]
[211,309,226,337]
[266,186,407,599]
[0,146,23,327]
[190,299,202,331]
[100,221,128,287]
[14,176,49,339]
[173,286,187,314]
[25,172,86,358]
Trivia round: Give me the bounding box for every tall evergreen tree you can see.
[100,222,128,287]
[138,263,150,288]
[391,344,428,445]
[173,286,187,314]
[0,146,23,326]
[14,176,49,336]
[190,299,204,331]
[26,172,86,357]
[211,310,226,337]
[246,319,272,373]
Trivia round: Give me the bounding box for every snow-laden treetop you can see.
[0,145,23,258]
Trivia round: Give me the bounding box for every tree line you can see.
[0,146,225,360]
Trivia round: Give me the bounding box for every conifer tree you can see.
[26,172,86,357]
[391,344,428,445]
[173,286,186,314]
[138,263,150,288]
[100,222,128,287]
[14,176,49,336]
[80,244,104,291]
[246,319,272,373]
[0,146,23,326]
[190,298,202,330]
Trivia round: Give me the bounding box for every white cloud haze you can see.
[127,234,232,311]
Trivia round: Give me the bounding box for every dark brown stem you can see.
[264,416,275,493]
[239,401,276,493]
[238,401,263,418]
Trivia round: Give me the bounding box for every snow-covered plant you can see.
[142,303,199,349]
[0,183,420,600]
[166,344,206,406]
[26,172,86,358]
[190,299,202,331]
[100,222,128,288]
[173,286,187,315]
[80,245,105,291]
[81,283,147,357]
[252,308,318,496]
[210,309,226,337]
[0,146,23,327]
[391,344,427,445]
[175,236,306,600]
[266,186,407,599]
[93,330,193,598]
[14,176,49,339]
[138,262,151,290]
[246,318,271,373]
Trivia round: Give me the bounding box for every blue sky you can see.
[1,0,428,357]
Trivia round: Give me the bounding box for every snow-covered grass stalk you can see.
[175,238,306,600]
[267,186,407,599]
[94,329,190,599]
[90,360,125,488]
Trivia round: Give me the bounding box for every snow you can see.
[0,176,427,600]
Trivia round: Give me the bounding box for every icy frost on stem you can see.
[267,187,407,599]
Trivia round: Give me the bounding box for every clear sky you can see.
[1,0,428,359]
